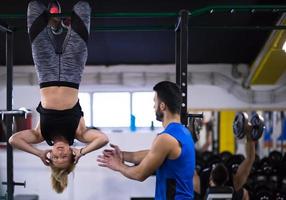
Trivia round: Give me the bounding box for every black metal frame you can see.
[6,27,14,200]
[0,22,25,200]
[0,22,14,200]
[175,10,189,126]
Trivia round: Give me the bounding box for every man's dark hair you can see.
[210,163,229,187]
[153,81,182,114]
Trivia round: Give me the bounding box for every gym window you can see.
[93,92,131,127]
[79,91,162,129]
[132,92,161,128]
[78,93,92,127]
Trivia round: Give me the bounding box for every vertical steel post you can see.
[6,30,14,200]
[175,10,189,126]
[175,22,181,86]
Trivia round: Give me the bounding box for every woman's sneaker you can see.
[48,0,63,35]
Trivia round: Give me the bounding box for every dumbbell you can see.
[233,112,265,141]
[275,191,286,200]
[255,190,273,200]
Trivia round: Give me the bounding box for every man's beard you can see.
[155,108,164,122]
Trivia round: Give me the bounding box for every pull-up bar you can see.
[1,5,286,20]
[190,5,286,16]
[0,12,178,20]
[1,5,286,31]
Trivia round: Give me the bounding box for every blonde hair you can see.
[50,162,76,193]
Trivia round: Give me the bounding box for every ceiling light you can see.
[283,41,286,52]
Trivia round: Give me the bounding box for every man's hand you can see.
[38,149,51,166]
[97,144,124,171]
[103,144,123,161]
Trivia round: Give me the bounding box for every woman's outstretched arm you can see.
[9,124,50,165]
[75,117,109,159]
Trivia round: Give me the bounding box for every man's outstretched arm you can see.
[122,150,149,165]
[98,134,174,181]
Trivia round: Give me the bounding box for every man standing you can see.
[97,81,195,200]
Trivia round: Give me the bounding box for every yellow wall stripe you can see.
[219,111,235,153]
[250,18,286,85]
[251,49,286,84]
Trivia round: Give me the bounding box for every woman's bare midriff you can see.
[40,86,78,110]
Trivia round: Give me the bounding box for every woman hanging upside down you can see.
[9,0,109,193]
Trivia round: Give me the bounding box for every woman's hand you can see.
[38,149,51,166]
[72,147,83,164]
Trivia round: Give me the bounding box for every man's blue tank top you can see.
[155,122,195,200]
